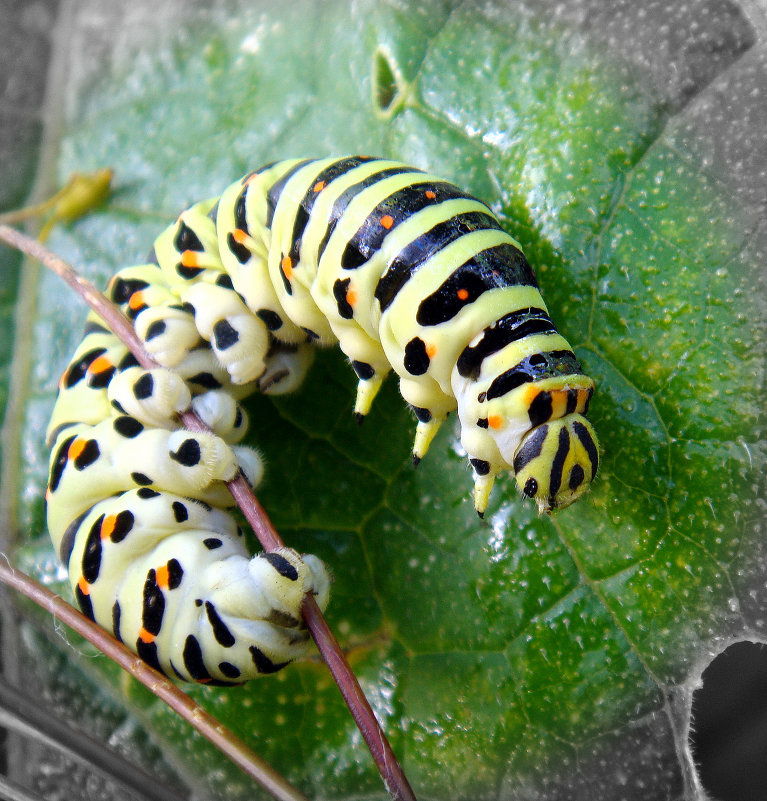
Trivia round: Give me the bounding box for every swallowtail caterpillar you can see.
[46,156,598,684]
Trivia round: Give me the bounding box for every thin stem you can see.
[0,559,309,801]
[0,201,56,224]
[0,169,113,241]
[0,223,418,801]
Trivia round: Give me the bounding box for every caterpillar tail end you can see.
[473,474,495,518]
[353,374,384,419]
[412,417,443,465]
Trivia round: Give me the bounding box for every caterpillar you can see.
[46,155,599,684]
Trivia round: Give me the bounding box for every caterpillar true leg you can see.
[352,370,385,420]
[411,413,446,466]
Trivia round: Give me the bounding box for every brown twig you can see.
[0,223,417,801]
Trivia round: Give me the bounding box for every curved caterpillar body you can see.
[46,155,598,683]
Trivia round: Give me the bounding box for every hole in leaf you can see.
[372,47,403,116]
[690,640,767,801]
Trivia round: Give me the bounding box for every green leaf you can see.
[6,1,764,799]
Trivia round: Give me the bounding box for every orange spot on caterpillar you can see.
[181,250,199,268]
[232,228,249,245]
[68,439,86,462]
[550,390,568,419]
[281,255,293,278]
[380,214,394,229]
[89,355,112,374]
[313,180,326,193]
[128,291,145,310]
[101,515,117,540]
[138,628,155,644]
[488,415,503,429]
[155,564,170,589]
[456,288,469,301]
[346,288,358,305]
[45,488,51,502]
[426,343,437,358]
[523,386,539,406]
[77,576,90,595]
[425,190,436,199]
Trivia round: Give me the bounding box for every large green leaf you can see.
[6,1,765,799]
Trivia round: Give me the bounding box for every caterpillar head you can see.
[455,365,598,515]
[512,414,599,514]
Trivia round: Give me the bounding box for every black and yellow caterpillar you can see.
[46,156,599,684]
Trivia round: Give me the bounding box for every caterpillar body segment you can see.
[64,488,327,683]
[46,155,598,684]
